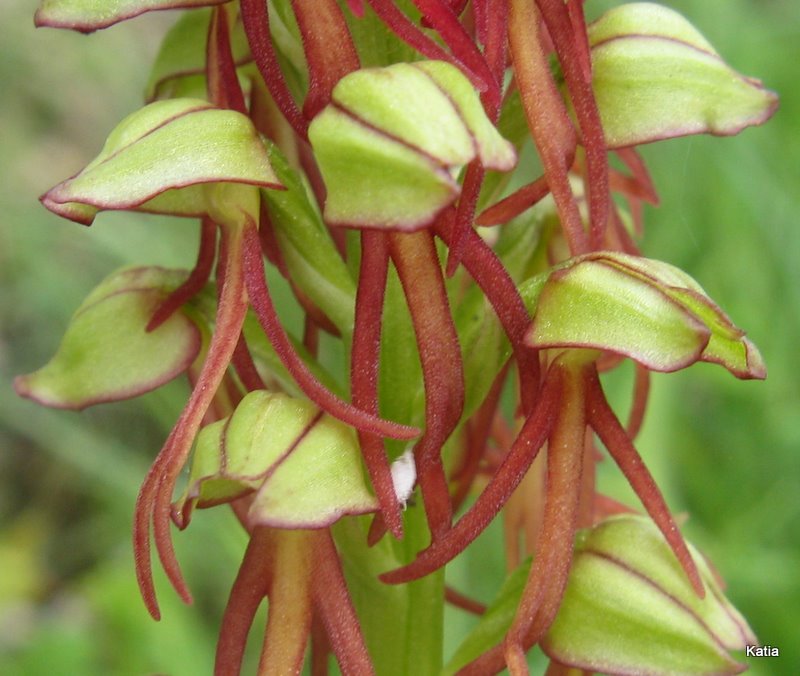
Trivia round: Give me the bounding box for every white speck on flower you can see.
[390,447,416,508]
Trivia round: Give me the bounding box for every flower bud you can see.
[524,251,765,379]
[15,267,201,409]
[41,98,281,225]
[308,61,516,230]
[542,515,756,675]
[588,3,778,147]
[175,390,379,529]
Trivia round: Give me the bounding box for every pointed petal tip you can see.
[40,188,97,226]
[744,338,767,380]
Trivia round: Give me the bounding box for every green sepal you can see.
[41,99,282,225]
[35,0,227,33]
[413,61,516,172]
[175,391,378,529]
[525,252,766,379]
[308,62,516,230]
[14,267,201,410]
[445,516,755,676]
[145,8,251,102]
[261,144,357,340]
[309,104,461,230]
[542,515,756,675]
[598,254,766,379]
[588,3,778,147]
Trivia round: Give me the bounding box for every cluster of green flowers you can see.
[19,0,776,673]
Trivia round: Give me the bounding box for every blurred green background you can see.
[1,1,797,674]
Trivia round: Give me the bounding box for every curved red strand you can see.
[147,217,217,332]
[351,231,404,538]
[381,368,561,584]
[508,0,587,256]
[242,223,420,440]
[366,0,489,92]
[435,215,540,414]
[585,368,705,597]
[207,5,248,114]
[291,0,360,120]
[312,530,376,675]
[390,230,465,538]
[536,0,610,249]
[240,0,308,139]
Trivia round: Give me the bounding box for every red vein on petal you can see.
[585,368,704,597]
[242,223,419,440]
[351,231,404,538]
[390,230,465,538]
[381,368,561,584]
[34,0,229,33]
[240,0,308,139]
